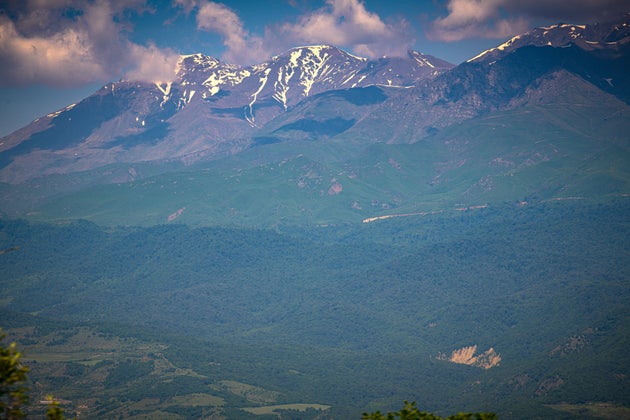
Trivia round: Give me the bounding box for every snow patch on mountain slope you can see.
[542,23,586,32]
[298,47,332,97]
[341,71,359,85]
[468,35,522,62]
[155,82,172,107]
[413,54,435,68]
[178,89,196,109]
[352,75,367,88]
[46,103,76,118]
[272,49,302,109]
[246,67,272,126]
[202,66,251,96]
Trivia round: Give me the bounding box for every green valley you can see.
[1,198,629,418]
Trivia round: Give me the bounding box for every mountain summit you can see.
[0,45,452,183]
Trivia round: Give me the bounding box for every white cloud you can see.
[172,0,198,14]
[429,0,529,42]
[0,0,178,86]
[0,8,112,85]
[195,1,268,63]
[273,0,413,59]
[125,44,180,83]
[186,0,414,64]
[279,0,413,58]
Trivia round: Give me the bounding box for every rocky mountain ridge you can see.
[0,45,452,183]
[469,15,630,63]
[0,15,629,188]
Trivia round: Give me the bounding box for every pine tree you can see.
[362,401,497,420]
[0,330,29,419]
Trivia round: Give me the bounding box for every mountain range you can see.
[0,46,451,182]
[1,15,629,225]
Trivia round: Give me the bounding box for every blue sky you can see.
[1,0,628,136]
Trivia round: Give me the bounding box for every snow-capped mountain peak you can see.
[0,42,456,181]
[177,53,220,69]
[170,44,453,121]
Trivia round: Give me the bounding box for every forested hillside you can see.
[1,198,629,418]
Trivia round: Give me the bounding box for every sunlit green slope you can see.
[25,74,630,227]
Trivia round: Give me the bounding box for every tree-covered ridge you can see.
[0,199,628,418]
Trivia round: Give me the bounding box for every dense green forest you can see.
[0,198,629,418]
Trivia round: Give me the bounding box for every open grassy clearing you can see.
[242,403,332,416]
[217,380,281,404]
[547,402,630,419]
[170,393,225,407]
[3,324,309,418]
